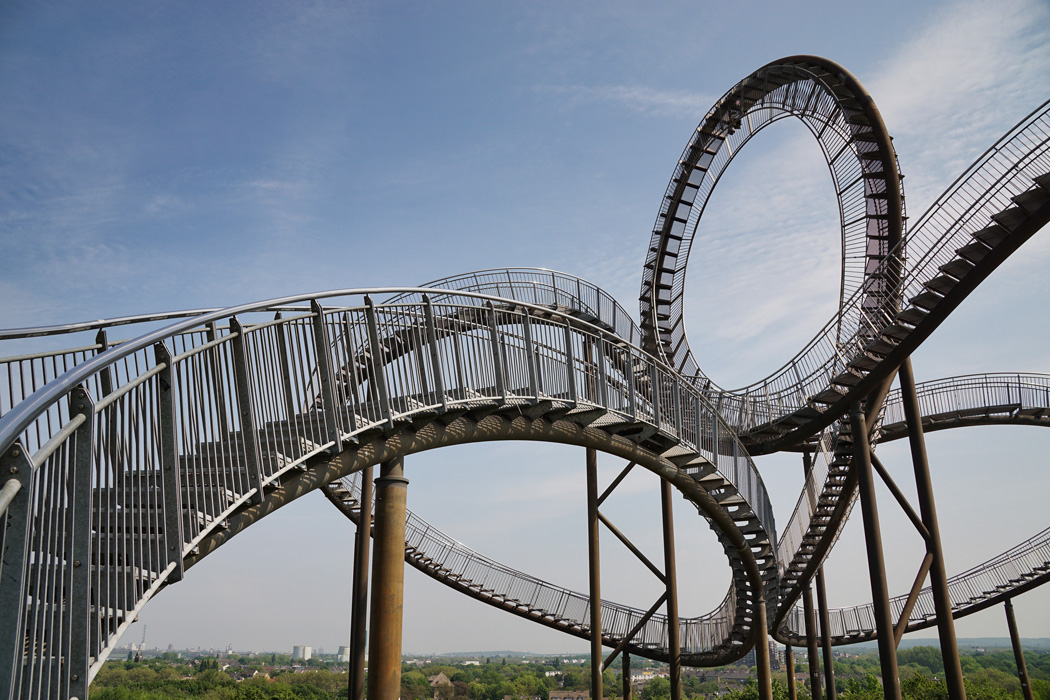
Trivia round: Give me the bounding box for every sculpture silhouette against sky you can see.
[1,51,1049,700]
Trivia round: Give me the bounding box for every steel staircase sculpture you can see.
[320,372,1050,649]
[1,55,1049,700]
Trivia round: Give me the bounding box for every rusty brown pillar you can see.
[622,652,632,700]
[898,358,966,700]
[850,402,901,700]
[1005,598,1034,700]
[803,585,823,700]
[349,465,374,700]
[816,571,837,700]
[785,645,798,700]
[587,447,604,700]
[755,598,773,700]
[367,457,408,700]
[801,449,823,700]
[660,479,682,700]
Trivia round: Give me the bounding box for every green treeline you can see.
[88,646,1050,700]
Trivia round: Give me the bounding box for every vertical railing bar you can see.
[422,297,448,412]
[67,385,94,700]
[522,310,539,403]
[364,297,394,429]
[309,301,344,452]
[152,342,185,583]
[564,324,578,406]
[205,322,230,435]
[273,312,299,422]
[229,318,266,505]
[0,441,33,700]
[596,337,610,409]
[624,345,635,418]
[650,364,662,429]
[486,302,506,402]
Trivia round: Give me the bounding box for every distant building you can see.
[338,646,351,663]
[743,641,780,670]
[292,646,312,661]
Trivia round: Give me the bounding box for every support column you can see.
[755,599,773,700]
[1005,599,1034,700]
[349,465,374,700]
[785,645,798,700]
[660,479,681,700]
[816,571,837,700]
[850,402,901,700]
[803,585,823,700]
[367,458,408,700]
[586,448,603,700]
[622,652,632,700]
[898,359,966,700]
[801,449,823,700]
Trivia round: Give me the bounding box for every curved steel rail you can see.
[640,55,905,444]
[642,57,1050,456]
[767,107,1050,633]
[323,474,740,658]
[774,372,1050,644]
[0,287,777,697]
[317,372,1049,651]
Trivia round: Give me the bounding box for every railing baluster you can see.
[486,302,506,402]
[365,297,394,429]
[564,324,577,406]
[68,386,94,700]
[153,342,185,582]
[0,441,33,700]
[422,296,447,412]
[229,318,266,504]
[309,300,344,451]
[273,312,298,421]
[522,310,539,402]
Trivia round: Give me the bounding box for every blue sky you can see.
[2,0,1050,656]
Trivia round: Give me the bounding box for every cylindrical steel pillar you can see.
[785,645,798,700]
[898,359,966,700]
[801,449,823,700]
[587,448,604,700]
[349,465,374,700]
[816,570,837,700]
[850,402,901,700]
[755,598,773,700]
[1005,599,1034,700]
[660,479,682,700]
[803,585,823,700]
[622,652,632,700]
[367,458,409,700]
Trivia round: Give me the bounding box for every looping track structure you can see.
[0,56,1049,700]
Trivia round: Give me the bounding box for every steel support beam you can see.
[1005,599,1034,700]
[897,358,966,700]
[0,441,33,700]
[850,401,901,700]
[586,448,603,700]
[68,387,95,700]
[660,479,681,700]
[755,599,773,700]
[367,458,408,700]
[622,653,632,700]
[803,585,822,700]
[786,645,798,700]
[801,449,823,700]
[816,570,837,700]
[349,465,374,700]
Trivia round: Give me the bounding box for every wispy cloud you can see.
[537,83,717,119]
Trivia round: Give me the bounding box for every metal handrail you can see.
[780,527,1050,644]
[0,286,776,692]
